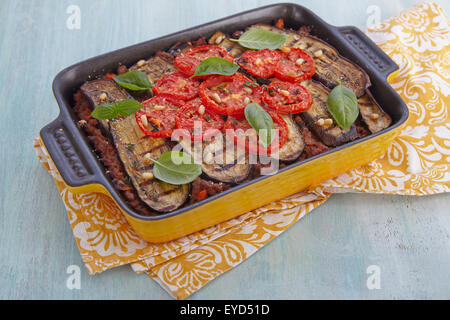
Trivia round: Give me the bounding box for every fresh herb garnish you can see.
[244,102,275,147]
[243,81,259,88]
[91,99,143,120]
[230,28,288,50]
[151,151,202,185]
[113,70,151,91]
[191,57,239,78]
[326,82,359,130]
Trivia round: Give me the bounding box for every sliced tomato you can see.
[152,72,200,101]
[199,73,263,116]
[175,99,224,140]
[174,45,234,77]
[135,95,185,138]
[237,49,280,78]
[224,112,288,155]
[274,48,315,83]
[263,82,313,114]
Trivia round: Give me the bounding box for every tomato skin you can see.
[175,99,224,140]
[263,82,313,114]
[174,45,234,77]
[152,72,200,101]
[224,112,288,155]
[274,48,315,83]
[199,73,263,116]
[135,95,185,138]
[238,49,280,78]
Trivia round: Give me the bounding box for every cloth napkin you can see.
[34,2,449,299]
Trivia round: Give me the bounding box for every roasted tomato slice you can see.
[175,99,224,140]
[237,49,280,78]
[199,73,263,116]
[152,72,200,101]
[274,48,315,83]
[174,45,234,77]
[263,81,313,114]
[224,112,288,155]
[135,95,185,138]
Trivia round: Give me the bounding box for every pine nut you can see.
[99,93,107,101]
[154,105,166,110]
[314,50,323,58]
[295,58,305,66]
[317,118,325,126]
[324,118,333,126]
[198,104,205,115]
[140,114,148,127]
[142,172,154,181]
[212,93,221,103]
[243,87,253,94]
[280,89,290,97]
[137,59,146,67]
[370,113,380,120]
[281,46,291,53]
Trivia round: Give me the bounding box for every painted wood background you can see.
[0,0,449,299]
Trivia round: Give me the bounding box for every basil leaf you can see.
[151,151,202,185]
[116,99,143,116]
[326,84,359,130]
[191,57,239,78]
[113,70,151,91]
[90,99,143,120]
[230,28,288,50]
[90,104,118,120]
[244,102,275,147]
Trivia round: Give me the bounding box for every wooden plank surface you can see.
[0,0,449,299]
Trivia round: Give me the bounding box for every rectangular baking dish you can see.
[40,3,408,243]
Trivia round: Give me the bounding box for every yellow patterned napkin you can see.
[34,2,449,299]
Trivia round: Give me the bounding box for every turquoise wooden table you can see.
[1,0,449,300]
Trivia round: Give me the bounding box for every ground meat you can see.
[156,50,175,63]
[231,30,244,39]
[189,178,231,204]
[294,115,330,160]
[298,25,312,35]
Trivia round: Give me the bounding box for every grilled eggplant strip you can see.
[178,135,251,184]
[208,31,246,58]
[110,116,189,213]
[275,114,305,162]
[300,80,358,147]
[358,90,392,133]
[129,54,177,86]
[248,24,370,98]
[80,79,131,132]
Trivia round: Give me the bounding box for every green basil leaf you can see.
[113,70,151,91]
[326,84,359,130]
[90,103,118,120]
[244,102,275,147]
[116,99,143,116]
[230,28,288,50]
[151,151,202,185]
[191,57,239,78]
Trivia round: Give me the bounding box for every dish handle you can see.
[39,114,103,188]
[337,26,398,80]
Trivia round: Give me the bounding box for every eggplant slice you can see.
[358,91,392,133]
[248,24,370,98]
[276,114,305,162]
[300,80,358,147]
[129,54,177,85]
[178,134,251,184]
[110,115,189,213]
[81,79,131,132]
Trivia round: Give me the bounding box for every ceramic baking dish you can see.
[40,3,408,243]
